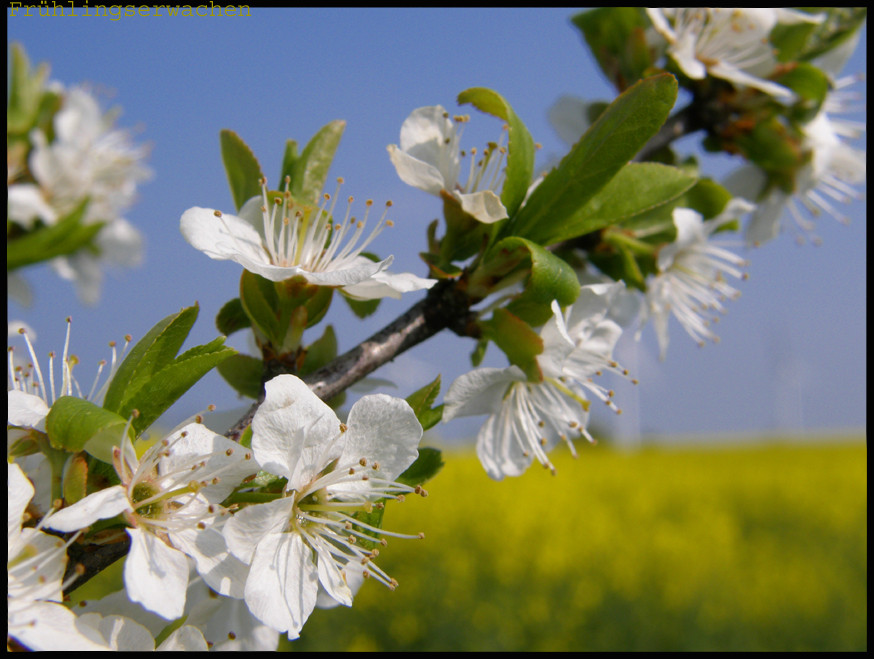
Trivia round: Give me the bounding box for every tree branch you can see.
[224,278,475,441]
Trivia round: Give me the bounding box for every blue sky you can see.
[7,8,867,444]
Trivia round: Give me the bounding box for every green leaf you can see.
[215,298,251,336]
[239,269,284,346]
[680,178,732,220]
[103,305,235,434]
[299,325,338,377]
[572,7,653,90]
[457,87,535,218]
[342,292,381,319]
[45,397,131,463]
[220,129,263,212]
[217,353,264,399]
[405,375,442,431]
[7,199,103,271]
[503,73,678,245]
[289,120,346,205]
[103,305,200,415]
[279,138,299,185]
[124,337,236,434]
[67,556,125,604]
[481,308,544,383]
[487,237,580,327]
[7,42,52,136]
[775,62,830,122]
[772,8,867,63]
[62,453,89,505]
[397,447,444,487]
[548,162,697,244]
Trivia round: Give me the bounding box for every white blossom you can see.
[728,76,866,246]
[646,8,823,101]
[8,85,151,305]
[222,374,426,639]
[181,176,435,300]
[7,462,112,651]
[388,105,509,224]
[444,284,632,480]
[640,200,752,359]
[46,424,254,621]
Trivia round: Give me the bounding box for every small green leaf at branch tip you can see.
[481,308,544,383]
[474,237,579,326]
[405,375,443,431]
[397,447,444,488]
[103,304,201,415]
[220,129,263,212]
[216,298,251,336]
[7,199,102,271]
[503,73,678,245]
[44,397,132,463]
[217,354,263,399]
[290,120,346,205]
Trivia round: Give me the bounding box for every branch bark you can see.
[224,278,475,441]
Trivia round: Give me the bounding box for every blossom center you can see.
[255,176,393,272]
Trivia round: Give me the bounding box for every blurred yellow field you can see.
[288,439,867,651]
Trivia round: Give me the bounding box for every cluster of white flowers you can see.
[7,9,865,650]
[8,85,151,306]
[444,284,636,479]
[7,326,427,649]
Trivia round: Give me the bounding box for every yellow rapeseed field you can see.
[288,439,867,651]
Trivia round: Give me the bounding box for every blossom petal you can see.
[9,602,111,651]
[252,375,342,489]
[341,268,437,301]
[442,366,525,422]
[340,394,422,480]
[46,485,131,532]
[158,423,254,503]
[8,462,35,541]
[387,144,446,195]
[456,190,509,224]
[475,400,532,480]
[180,206,269,271]
[223,497,295,566]
[124,527,190,620]
[244,531,319,638]
[397,105,460,185]
[170,524,249,599]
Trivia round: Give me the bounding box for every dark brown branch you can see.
[224,279,475,441]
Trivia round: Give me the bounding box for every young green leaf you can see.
[572,7,653,90]
[122,336,236,434]
[405,375,443,431]
[45,396,131,463]
[503,73,678,245]
[544,162,697,244]
[217,353,264,399]
[7,199,102,271]
[298,325,338,377]
[220,129,264,212]
[397,447,444,487]
[215,297,251,336]
[289,120,346,205]
[487,237,580,327]
[480,308,544,383]
[103,305,200,415]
